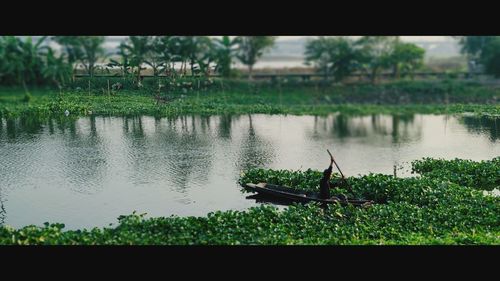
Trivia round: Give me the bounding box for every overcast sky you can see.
[276,36,452,42]
[101,36,453,42]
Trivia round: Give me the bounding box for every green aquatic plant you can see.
[411,157,500,191]
[22,92,32,103]
[1,80,499,119]
[1,157,498,245]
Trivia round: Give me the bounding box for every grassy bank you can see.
[1,157,498,245]
[0,80,499,119]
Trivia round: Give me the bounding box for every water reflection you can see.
[459,116,499,142]
[0,113,498,229]
[122,116,215,193]
[0,189,5,226]
[4,117,44,139]
[217,115,233,139]
[59,117,108,195]
[236,114,275,171]
[310,113,421,144]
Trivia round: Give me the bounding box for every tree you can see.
[235,36,276,79]
[153,36,176,77]
[389,42,425,79]
[145,36,168,77]
[52,36,81,79]
[478,37,500,77]
[0,36,28,86]
[457,36,499,76]
[42,47,72,87]
[192,37,216,77]
[120,36,153,81]
[168,36,189,75]
[0,36,71,89]
[213,36,237,77]
[173,36,197,76]
[53,36,105,78]
[457,36,494,58]
[0,36,47,89]
[304,36,362,83]
[356,36,399,84]
[107,44,133,78]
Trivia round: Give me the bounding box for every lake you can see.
[0,114,498,229]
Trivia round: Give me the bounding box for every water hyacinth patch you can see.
[1,80,500,119]
[0,157,498,245]
[411,157,500,191]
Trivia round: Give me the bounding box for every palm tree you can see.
[154,36,177,77]
[0,36,48,90]
[193,37,216,77]
[53,36,105,78]
[42,47,72,87]
[108,44,133,78]
[120,36,153,82]
[213,36,237,77]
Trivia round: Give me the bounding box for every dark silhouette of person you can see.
[320,158,334,199]
[319,157,347,201]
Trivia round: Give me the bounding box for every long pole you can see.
[327,149,353,193]
[327,149,345,179]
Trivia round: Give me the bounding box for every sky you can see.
[276,36,452,42]
[102,36,453,42]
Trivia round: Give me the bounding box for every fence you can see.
[74,71,488,81]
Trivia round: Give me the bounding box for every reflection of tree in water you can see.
[309,114,420,144]
[122,116,214,192]
[123,116,145,139]
[236,114,275,171]
[4,116,45,140]
[390,114,418,143]
[57,116,107,195]
[310,114,367,141]
[335,114,362,139]
[0,188,5,226]
[459,116,499,142]
[217,115,241,140]
[122,116,149,183]
[200,116,211,134]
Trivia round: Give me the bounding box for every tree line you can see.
[2,36,497,88]
[305,36,426,83]
[457,36,500,77]
[0,36,276,87]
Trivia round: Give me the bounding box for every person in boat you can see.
[320,157,348,201]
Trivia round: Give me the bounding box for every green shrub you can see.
[22,92,32,103]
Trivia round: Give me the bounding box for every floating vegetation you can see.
[1,157,498,245]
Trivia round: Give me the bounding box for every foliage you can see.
[1,80,499,119]
[356,36,399,83]
[302,36,425,84]
[22,91,32,103]
[457,36,495,58]
[1,157,498,245]
[411,157,500,191]
[213,36,237,77]
[0,36,71,87]
[234,36,276,79]
[457,36,500,77]
[119,36,154,81]
[479,37,500,78]
[389,42,425,79]
[304,36,362,83]
[53,36,106,77]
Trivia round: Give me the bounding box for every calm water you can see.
[0,114,498,229]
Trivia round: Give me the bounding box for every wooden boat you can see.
[244,182,374,207]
